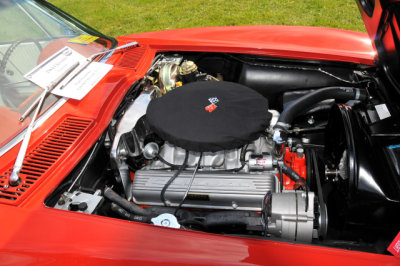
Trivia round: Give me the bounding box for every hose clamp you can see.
[355,89,360,100]
[274,122,291,130]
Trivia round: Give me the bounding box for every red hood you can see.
[357,0,400,88]
[119,25,376,65]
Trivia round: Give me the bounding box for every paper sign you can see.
[68,35,99,45]
[25,46,85,89]
[25,46,113,100]
[51,62,113,100]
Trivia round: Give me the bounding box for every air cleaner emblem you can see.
[205,97,219,113]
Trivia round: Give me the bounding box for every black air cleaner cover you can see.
[146,81,271,152]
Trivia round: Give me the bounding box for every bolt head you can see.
[232,201,238,209]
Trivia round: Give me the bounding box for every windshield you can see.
[0,0,116,148]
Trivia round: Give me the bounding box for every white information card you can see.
[25,46,113,100]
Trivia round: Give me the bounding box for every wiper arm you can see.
[10,41,138,186]
[19,41,139,122]
[57,41,139,91]
[88,41,139,61]
[9,62,78,186]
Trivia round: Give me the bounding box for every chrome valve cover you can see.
[132,170,278,211]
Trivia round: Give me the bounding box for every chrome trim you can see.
[110,89,153,200]
[16,1,51,38]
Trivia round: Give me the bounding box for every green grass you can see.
[50,0,366,37]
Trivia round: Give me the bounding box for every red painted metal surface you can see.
[282,147,307,190]
[116,44,148,69]
[119,25,376,65]
[0,26,398,264]
[0,204,397,265]
[388,231,400,258]
[0,117,92,205]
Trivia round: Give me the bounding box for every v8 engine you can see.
[106,56,323,242]
[49,52,400,253]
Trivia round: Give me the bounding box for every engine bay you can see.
[46,52,400,254]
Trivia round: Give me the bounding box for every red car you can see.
[0,0,399,264]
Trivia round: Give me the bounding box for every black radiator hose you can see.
[203,211,262,229]
[110,203,151,222]
[281,164,306,189]
[274,87,367,130]
[281,164,302,182]
[104,187,152,217]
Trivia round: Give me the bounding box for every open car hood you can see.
[357,0,400,88]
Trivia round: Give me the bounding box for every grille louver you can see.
[116,45,147,69]
[0,117,92,205]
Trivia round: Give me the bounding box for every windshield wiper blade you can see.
[10,41,139,186]
[19,41,139,122]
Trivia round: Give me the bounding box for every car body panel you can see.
[119,25,376,65]
[0,25,398,264]
[356,0,400,88]
[0,204,397,265]
[356,0,400,47]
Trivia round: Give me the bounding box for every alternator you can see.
[267,191,317,242]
